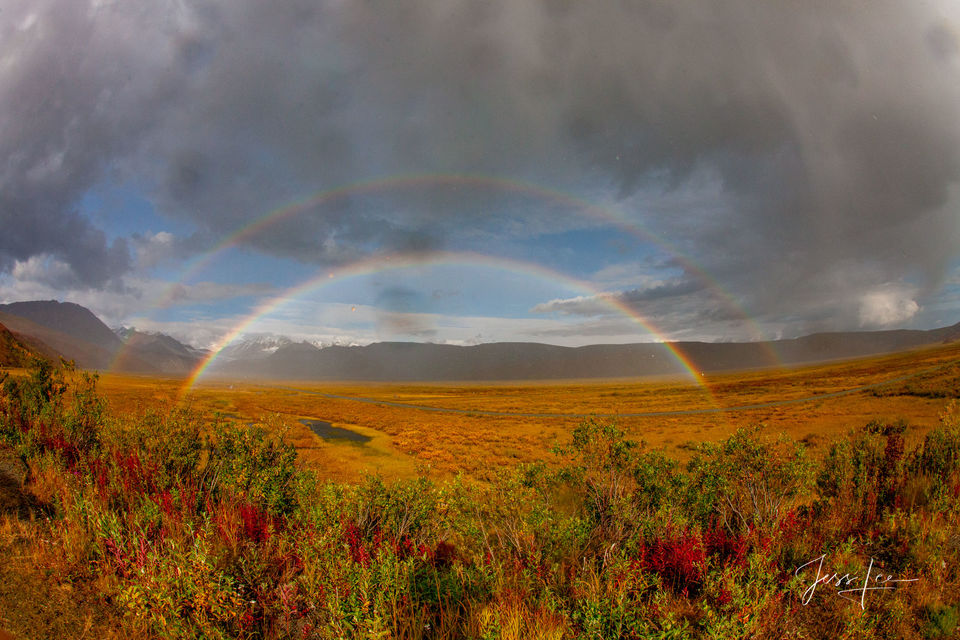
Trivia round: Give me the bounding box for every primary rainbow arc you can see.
[178,251,718,403]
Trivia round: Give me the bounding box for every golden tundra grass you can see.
[93,341,960,482]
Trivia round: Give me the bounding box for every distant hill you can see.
[211,321,960,381]
[771,325,960,364]
[248,341,691,380]
[217,335,295,362]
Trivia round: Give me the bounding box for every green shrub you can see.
[349,474,441,544]
[208,421,299,515]
[816,430,886,501]
[553,420,644,550]
[0,357,67,449]
[686,424,814,533]
[914,402,960,477]
[62,371,105,454]
[924,604,960,639]
[633,448,682,515]
[864,417,908,436]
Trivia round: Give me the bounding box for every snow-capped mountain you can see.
[215,334,364,362]
[216,335,296,362]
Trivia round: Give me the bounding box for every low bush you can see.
[686,424,814,533]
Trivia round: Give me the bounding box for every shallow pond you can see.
[299,418,371,443]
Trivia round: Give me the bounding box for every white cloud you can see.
[163,281,276,304]
[590,263,673,290]
[11,254,77,288]
[531,277,704,316]
[531,294,617,316]
[0,272,276,329]
[858,286,921,327]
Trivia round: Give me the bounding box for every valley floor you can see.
[93,341,960,483]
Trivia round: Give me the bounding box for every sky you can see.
[2,0,960,350]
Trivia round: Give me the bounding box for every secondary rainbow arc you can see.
[110,172,781,375]
[148,174,774,342]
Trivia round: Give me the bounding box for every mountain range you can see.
[0,300,957,380]
[211,326,960,381]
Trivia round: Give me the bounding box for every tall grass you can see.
[1,361,959,638]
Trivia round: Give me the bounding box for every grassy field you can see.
[0,343,958,638]
[95,340,960,482]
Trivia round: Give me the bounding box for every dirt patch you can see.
[0,447,121,638]
[0,550,117,639]
[0,449,34,521]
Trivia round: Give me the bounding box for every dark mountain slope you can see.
[0,321,46,368]
[0,311,115,369]
[0,301,122,353]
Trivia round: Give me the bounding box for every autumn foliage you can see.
[1,361,959,638]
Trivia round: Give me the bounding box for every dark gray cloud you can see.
[0,0,185,286]
[372,285,440,338]
[532,278,704,315]
[375,312,438,340]
[531,279,756,341]
[130,231,210,270]
[2,0,959,333]
[374,286,423,314]
[621,280,706,305]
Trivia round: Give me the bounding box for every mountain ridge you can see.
[113,328,207,375]
[1,300,957,380]
[212,322,960,381]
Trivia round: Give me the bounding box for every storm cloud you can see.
[1,0,959,334]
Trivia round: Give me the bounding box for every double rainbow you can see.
[178,250,716,397]
[106,173,778,396]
